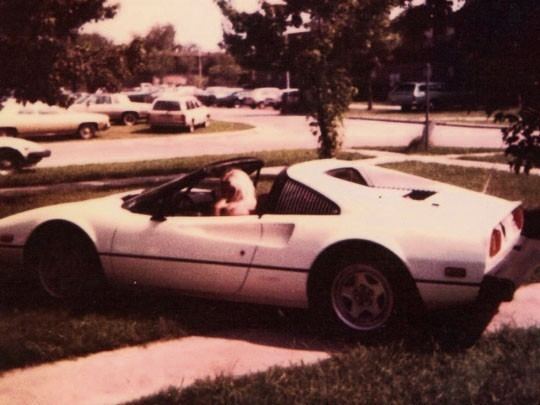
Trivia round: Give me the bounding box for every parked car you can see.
[0,136,51,175]
[0,100,110,140]
[149,95,210,132]
[197,87,242,106]
[0,157,537,338]
[69,93,150,126]
[215,90,252,108]
[279,89,307,114]
[242,87,283,109]
[387,82,471,111]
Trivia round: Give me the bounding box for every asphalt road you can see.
[39,107,505,168]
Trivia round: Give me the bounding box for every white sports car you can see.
[0,158,538,336]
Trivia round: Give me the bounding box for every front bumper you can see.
[25,150,51,165]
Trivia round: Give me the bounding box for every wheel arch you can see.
[122,111,139,119]
[0,147,24,160]
[23,219,101,274]
[78,122,98,131]
[307,239,424,313]
[0,127,18,136]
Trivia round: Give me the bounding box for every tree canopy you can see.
[0,0,117,104]
[218,0,404,157]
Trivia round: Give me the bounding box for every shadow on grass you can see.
[0,271,508,372]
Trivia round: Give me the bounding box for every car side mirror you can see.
[150,199,167,222]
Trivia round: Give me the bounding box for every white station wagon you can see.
[0,158,538,337]
[149,95,210,132]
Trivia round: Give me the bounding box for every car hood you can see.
[0,136,48,153]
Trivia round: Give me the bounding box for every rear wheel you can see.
[122,112,138,126]
[311,252,418,339]
[77,124,96,140]
[35,231,104,299]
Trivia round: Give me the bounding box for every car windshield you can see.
[122,157,264,215]
[153,101,181,111]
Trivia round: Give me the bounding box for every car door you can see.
[109,214,262,295]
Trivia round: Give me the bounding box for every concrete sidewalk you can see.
[1,283,539,405]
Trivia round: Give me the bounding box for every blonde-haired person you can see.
[214,168,257,216]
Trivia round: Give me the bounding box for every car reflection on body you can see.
[0,99,110,140]
[0,158,538,338]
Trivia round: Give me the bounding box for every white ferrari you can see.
[0,158,538,336]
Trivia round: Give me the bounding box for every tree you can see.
[60,34,130,93]
[0,0,117,104]
[218,0,404,157]
[457,0,540,173]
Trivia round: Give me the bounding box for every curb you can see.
[346,115,504,130]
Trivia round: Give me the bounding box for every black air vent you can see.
[275,180,339,215]
[403,190,436,200]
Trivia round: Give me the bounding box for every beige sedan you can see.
[0,100,110,140]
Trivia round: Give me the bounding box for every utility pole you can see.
[424,62,432,150]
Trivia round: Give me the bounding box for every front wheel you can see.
[77,124,96,140]
[122,112,138,126]
[36,233,104,299]
[0,151,22,175]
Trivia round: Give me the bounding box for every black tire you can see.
[311,253,415,339]
[401,105,412,112]
[77,124,96,140]
[122,112,138,126]
[35,231,104,299]
[0,150,22,175]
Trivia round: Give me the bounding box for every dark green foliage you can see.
[494,108,540,175]
[217,0,403,157]
[0,0,117,103]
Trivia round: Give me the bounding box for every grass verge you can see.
[132,328,540,405]
[25,121,254,144]
[383,161,540,209]
[0,149,366,189]
[358,146,501,156]
[459,153,507,164]
[346,105,500,127]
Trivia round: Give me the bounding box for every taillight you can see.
[512,207,524,230]
[489,228,502,257]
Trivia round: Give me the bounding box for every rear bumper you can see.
[483,235,540,301]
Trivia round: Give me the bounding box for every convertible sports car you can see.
[0,158,538,336]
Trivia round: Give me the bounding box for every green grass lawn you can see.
[1,160,539,375]
[347,104,501,127]
[132,328,540,405]
[459,153,508,164]
[358,146,502,156]
[383,161,540,209]
[25,120,254,144]
[0,149,366,189]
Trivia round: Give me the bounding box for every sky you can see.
[83,0,461,51]
[82,0,260,51]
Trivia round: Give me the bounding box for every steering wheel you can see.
[173,192,196,212]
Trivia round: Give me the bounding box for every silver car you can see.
[69,93,150,126]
